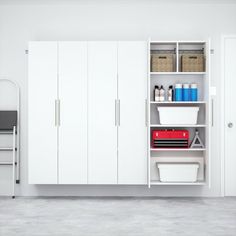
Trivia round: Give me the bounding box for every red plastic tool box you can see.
[152,130,189,148]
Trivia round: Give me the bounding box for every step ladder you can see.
[0,78,20,198]
[0,126,17,198]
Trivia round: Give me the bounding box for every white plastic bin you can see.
[157,162,199,182]
[157,107,199,125]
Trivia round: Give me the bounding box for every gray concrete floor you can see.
[0,197,236,236]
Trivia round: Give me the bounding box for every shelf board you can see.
[150,148,206,152]
[150,124,206,128]
[150,72,206,75]
[150,101,206,104]
[150,40,206,44]
[150,180,206,186]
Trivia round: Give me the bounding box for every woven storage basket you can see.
[181,54,205,72]
[151,54,174,72]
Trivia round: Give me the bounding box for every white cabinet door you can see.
[58,42,88,184]
[118,41,147,184]
[28,42,58,184]
[88,42,117,184]
[224,37,236,196]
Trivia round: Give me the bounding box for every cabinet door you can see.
[118,41,147,184]
[225,37,236,196]
[88,42,117,184]
[58,42,88,184]
[28,42,58,184]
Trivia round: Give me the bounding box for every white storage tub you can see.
[157,107,199,125]
[157,162,199,182]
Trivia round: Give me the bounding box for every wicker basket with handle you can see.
[181,54,205,72]
[151,54,174,72]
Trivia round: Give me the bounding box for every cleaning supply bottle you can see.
[175,84,183,101]
[183,84,190,101]
[154,85,160,102]
[159,85,165,102]
[190,83,198,101]
[168,85,174,102]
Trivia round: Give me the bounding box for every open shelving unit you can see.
[147,40,211,187]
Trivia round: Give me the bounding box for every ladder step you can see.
[0,131,16,135]
[0,162,17,165]
[0,147,17,151]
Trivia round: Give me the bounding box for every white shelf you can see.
[150,124,206,127]
[150,40,206,44]
[150,148,206,152]
[150,180,206,186]
[150,72,206,75]
[150,101,206,104]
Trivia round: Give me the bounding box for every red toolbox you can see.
[152,130,189,148]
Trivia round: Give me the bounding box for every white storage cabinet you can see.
[28,41,147,185]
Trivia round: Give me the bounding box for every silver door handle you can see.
[211,98,214,127]
[55,99,60,127]
[115,100,117,126]
[228,122,233,128]
[55,100,58,126]
[145,99,148,126]
[58,99,60,126]
[115,99,120,126]
[118,99,120,126]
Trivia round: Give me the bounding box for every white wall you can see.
[0,0,235,196]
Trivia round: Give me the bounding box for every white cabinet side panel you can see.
[28,42,58,184]
[88,42,117,184]
[225,38,236,196]
[58,42,88,184]
[118,41,148,184]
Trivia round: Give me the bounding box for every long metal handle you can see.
[58,99,60,126]
[55,100,60,127]
[115,100,117,126]
[211,98,214,127]
[118,99,120,126]
[115,99,120,126]
[55,100,58,126]
[145,99,148,126]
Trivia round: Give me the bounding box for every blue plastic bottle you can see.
[175,84,183,101]
[190,83,198,101]
[183,84,190,101]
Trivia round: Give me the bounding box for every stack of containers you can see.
[175,83,198,101]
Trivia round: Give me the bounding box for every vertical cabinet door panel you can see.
[58,42,88,184]
[118,41,147,184]
[88,42,117,184]
[28,42,58,184]
[225,38,236,196]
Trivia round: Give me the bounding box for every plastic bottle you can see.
[159,85,165,102]
[183,84,190,101]
[190,83,198,101]
[175,84,183,101]
[154,85,160,102]
[168,85,174,102]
